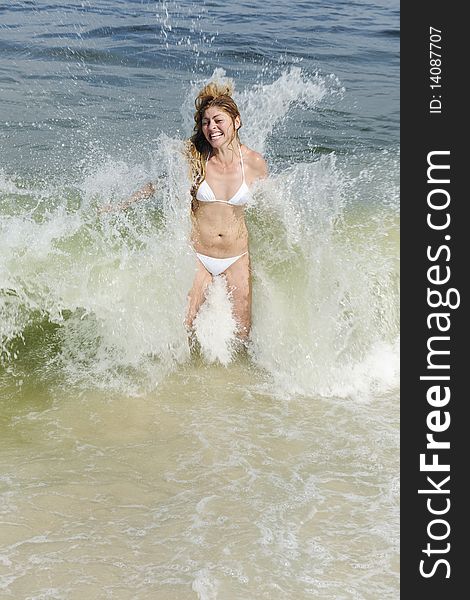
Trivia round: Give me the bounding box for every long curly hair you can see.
[186,81,242,210]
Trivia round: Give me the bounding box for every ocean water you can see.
[0,1,399,598]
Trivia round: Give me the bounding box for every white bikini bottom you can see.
[195,251,248,276]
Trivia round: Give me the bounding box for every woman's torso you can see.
[191,145,252,257]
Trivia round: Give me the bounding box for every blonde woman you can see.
[185,83,268,341]
[103,82,267,341]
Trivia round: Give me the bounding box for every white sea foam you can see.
[193,276,238,365]
[192,568,220,600]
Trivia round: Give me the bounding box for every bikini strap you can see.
[238,142,246,182]
[201,149,210,184]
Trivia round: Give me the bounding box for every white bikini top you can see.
[196,146,252,206]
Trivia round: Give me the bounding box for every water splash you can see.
[1,69,398,399]
[193,276,238,365]
[183,66,342,154]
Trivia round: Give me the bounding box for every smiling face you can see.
[201,106,240,149]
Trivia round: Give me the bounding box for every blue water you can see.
[1,0,399,174]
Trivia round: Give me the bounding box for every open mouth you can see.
[210,132,223,141]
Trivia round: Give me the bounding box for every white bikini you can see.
[194,146,251,276]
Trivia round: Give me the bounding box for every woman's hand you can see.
[98,182,156,214]
[97,203,116,214]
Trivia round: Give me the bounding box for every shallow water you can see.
[1,365,399,599]
[1,1,399,597]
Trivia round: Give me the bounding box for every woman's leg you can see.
[185,260,212,331]
[224,253,252,341]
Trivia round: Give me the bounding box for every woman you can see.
[103,82,268,341]
[185,82,268,341]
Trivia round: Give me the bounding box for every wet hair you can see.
[186,82,242,208]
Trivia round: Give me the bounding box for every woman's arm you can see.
[255,155,269,180]
[98,181,156,213]
[119,181,156,209]
[246,148,269,182]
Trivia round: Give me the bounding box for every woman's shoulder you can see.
[241,145,268,179]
